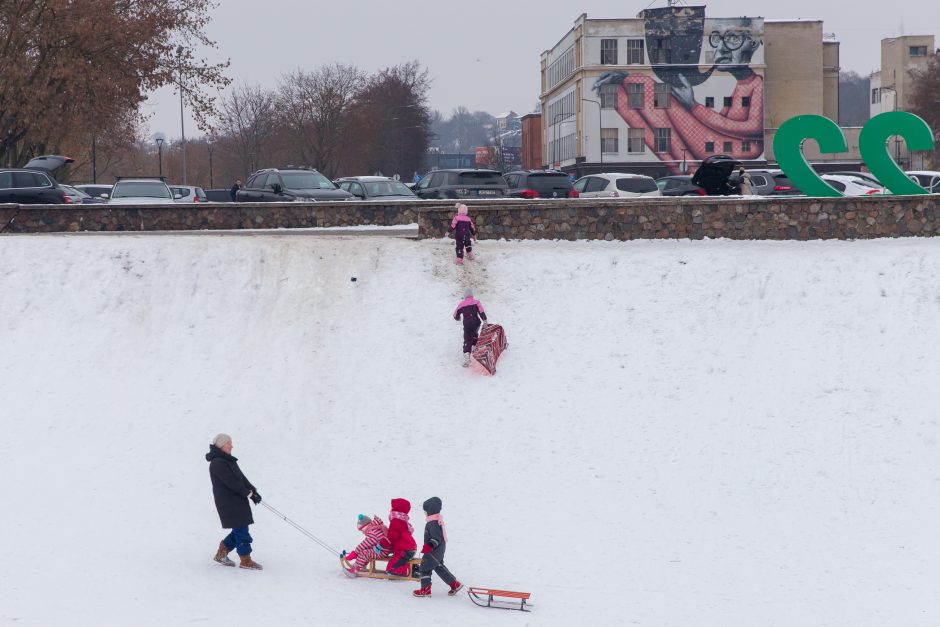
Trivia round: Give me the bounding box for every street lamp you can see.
[879,85,903,166]
[207,140,214,189]
[177,45,187,185]
[154,132,166,178]
[581,98,602,164]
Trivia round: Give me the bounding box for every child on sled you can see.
[342,514,390,575]
[445,203,477,265]
[375,498,418,576]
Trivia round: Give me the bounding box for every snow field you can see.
[2,233,940,626]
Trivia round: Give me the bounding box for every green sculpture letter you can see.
[859,111,935,195]
[773,115,847,198]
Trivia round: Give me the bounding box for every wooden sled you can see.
[340,554,421,580]
[471,323,508,375]
[467,587,533,611]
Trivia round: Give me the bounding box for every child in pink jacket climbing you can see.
[445,203,477,265]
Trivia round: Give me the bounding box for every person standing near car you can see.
[207,433,263,570]
[737,167,753,195]
[229,178,242,202]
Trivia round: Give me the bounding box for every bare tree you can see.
[277,64,364,178]
[215,84,279,177]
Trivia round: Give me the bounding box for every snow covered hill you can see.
[3,233,940,626]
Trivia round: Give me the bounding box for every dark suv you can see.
[236,168,353,202]
[413,169,508,199]
[504,170,578,198]
[0,155,74,204]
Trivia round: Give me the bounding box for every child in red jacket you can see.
[375,497,418,576]
[341,514,390,576]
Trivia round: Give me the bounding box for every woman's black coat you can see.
[207,445,258,529]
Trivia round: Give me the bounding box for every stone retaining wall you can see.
[2,196,939,240]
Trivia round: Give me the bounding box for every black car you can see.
[691,155,741,196]
[503,170,577,199]
[236,168,353,202]
[0,155,74,204]
[655,175,706,196]
[204,188,234,202]
[413,169,509,200]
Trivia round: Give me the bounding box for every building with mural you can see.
[539,5,843,177]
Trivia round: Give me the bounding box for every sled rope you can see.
[261,501,340,557]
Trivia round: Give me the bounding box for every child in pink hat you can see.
[445,203,477,265]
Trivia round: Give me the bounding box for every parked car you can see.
[742,169,803,196]
[335,176,417,200]
[170,185,208,203]
[828,171,882,187]
[0,155,74,204]
[503,170,578,198]
[236,168,353,202]
[655,175,706,196]
[572,173,661,198]
[906,171,940,193]
[412,169,509,200]
[61,184,106,204]
[74,183,114,199]
[204,188,234,202]
[821,174,884,196]
[108,178,177,204]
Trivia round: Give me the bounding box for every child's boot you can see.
[462,353,470,367]
[455,256,463,265]
[413,585,432,597]
[467,251,475,261]
[448,580,464,596]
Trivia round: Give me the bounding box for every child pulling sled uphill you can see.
[341,514,390,576]
[454,289,488,367]
[375,498,418,576]
[445,203,476,265]
[413,496,463,598]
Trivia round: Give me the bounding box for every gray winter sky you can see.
[144,0,937,141]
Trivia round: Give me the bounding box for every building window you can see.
[871,88,881,104]
[910,46,928,57]
[599,84,618,109]
[655,128,671,153]
[723,96,733,108]
[601,128,619,153]
[723,141,733,153]
[650,38,671,64]
[627,83,644,108]
[705,141,715,153]
[654,83,670,108]
[741,96,751,107]
[705,96,715,108]
[627,39,645,64]
[742,141,752,152]
[601,39,618,65]
[627,128,645,153]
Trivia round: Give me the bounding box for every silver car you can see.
[108,179,178,205]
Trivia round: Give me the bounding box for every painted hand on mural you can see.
[671,74,695,110]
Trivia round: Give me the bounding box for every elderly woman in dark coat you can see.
[207,433,263,570]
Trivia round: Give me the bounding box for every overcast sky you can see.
[144,0,937,141]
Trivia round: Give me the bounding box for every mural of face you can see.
[708,19,762,66]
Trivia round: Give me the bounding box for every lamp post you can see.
[207,140,214,189]
[154,132,166,178]
[177,45,187,185]
[581,98,602,164]
[879,85,902,167]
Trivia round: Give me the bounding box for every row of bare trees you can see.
[207,61,432,185]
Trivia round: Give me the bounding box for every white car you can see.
[169,185,209,203]
[572,173,662,198]
[906,171,940,193]
[821,175,885,196]
[108,179,178,204]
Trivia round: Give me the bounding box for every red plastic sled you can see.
[471,323,508,375]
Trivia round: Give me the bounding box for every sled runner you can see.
[467,587,533,611]
[471,323,508,375]
[340,554,421,580]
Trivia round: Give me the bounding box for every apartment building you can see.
[539,5,843,177]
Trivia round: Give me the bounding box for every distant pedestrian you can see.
[207,433,263,570]
[229,178,242,202]
[737,167,753,195]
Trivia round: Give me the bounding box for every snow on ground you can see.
[3,233,940,626]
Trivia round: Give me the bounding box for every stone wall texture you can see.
[2,196,939,241]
